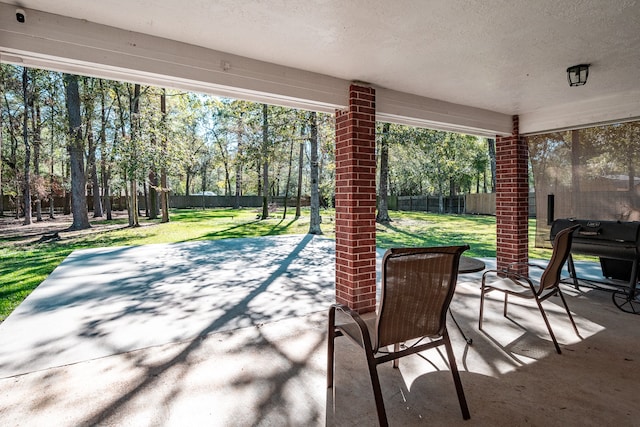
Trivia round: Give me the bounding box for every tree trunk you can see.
[234,155,242,208]
[148,169,158,219]
[148,107,158,219]
[88,129,103,217]
[99,80,112,220]
[0,104,3,216]
[143,180,149,217]
[282,138,294,219]
[437,164,444,214]
[483,169,488,193]
[571,130,581,217]
[22,68,32,225]
[295,126,304,218]
[376,122,392,223]
[32,100,43,222]
[626,123,640,206]
[308,112,322,234]
[215,133,231,196]
[124,171,132,225]
[3,89,21,218]
[47,74,56,219]
[64,74,91,230]
[201,161,208,195]
[63,152,71,215]
[160,89,170,223]
[103,166,112,220]
[261,104,269,220]
[234,120,243,209]
[449,178,456,213]
[128,84,141,227]
[488,138,496,193]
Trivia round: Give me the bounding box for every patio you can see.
[0,235,638,426]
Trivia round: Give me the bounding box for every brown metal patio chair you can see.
[327,245,471,427]
[479,224,580,354]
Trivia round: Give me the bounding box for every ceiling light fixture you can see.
[567,64,590,87]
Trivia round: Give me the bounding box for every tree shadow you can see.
[17,234,330,424]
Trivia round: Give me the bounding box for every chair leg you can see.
[558,289,580,337]
[327,307,336,388]
[443,330,471,420]
[479,284,486,330]
[366,350,388,427]
[503,293,509,317]
[392,343,400,368]
[534,296,562,354]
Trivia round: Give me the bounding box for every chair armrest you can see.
[482,268,535,288]
[504,261,544,273]
[504,262,543,287]
[329,304,375,349]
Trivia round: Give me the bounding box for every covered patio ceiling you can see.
[2,0,640,136]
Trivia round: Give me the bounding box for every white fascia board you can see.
[0,2,512,136]
[0,3,349,113]
[376,87,513,138]
[520,90,640,135]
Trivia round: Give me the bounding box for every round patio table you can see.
[459,256,486,274]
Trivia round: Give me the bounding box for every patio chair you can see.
[479,224,580,354]
[327,245,471,426]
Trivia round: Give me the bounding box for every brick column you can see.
[334,84,377,313]
[495,115,529,274]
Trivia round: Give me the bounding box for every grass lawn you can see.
[0,207,552,322]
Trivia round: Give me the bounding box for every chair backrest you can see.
[374,245,468,350]
[538,224,580,294]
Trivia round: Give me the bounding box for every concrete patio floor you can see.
[0,235,639,426]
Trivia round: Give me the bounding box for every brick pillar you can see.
[334,84,377,313]
[496,115,529,274]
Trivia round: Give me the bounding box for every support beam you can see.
[496,116,529,273]
[335,84,377,313]
[376,87,512,137]
[0,2,513,137]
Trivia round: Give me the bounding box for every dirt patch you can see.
[0,211,133,245]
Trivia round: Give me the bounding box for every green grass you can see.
[0,207,554,322]
[376,212,499,257]
[0,207,325,322]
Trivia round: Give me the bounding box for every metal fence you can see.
[396,195,466,214]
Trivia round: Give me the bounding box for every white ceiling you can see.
[3,0,640,134]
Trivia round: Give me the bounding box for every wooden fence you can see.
[465,193,536,217]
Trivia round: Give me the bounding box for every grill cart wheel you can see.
[612,290,640,315]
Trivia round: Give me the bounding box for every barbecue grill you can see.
[550,218,640,314]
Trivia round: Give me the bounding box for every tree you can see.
[571,129,581,217]
[63,73,90,230]
[308,111,322,234]
[82,77,104,218]
[260,103,269,220]
[28,70,46,222]
[295,124,305,218]
[98,79,113,220]
[487,138,496,193]
[0,84,3,216]
[21,68,32,225]
[282,137,295,219]
[376,122,392,223]
[159,89,170,223]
